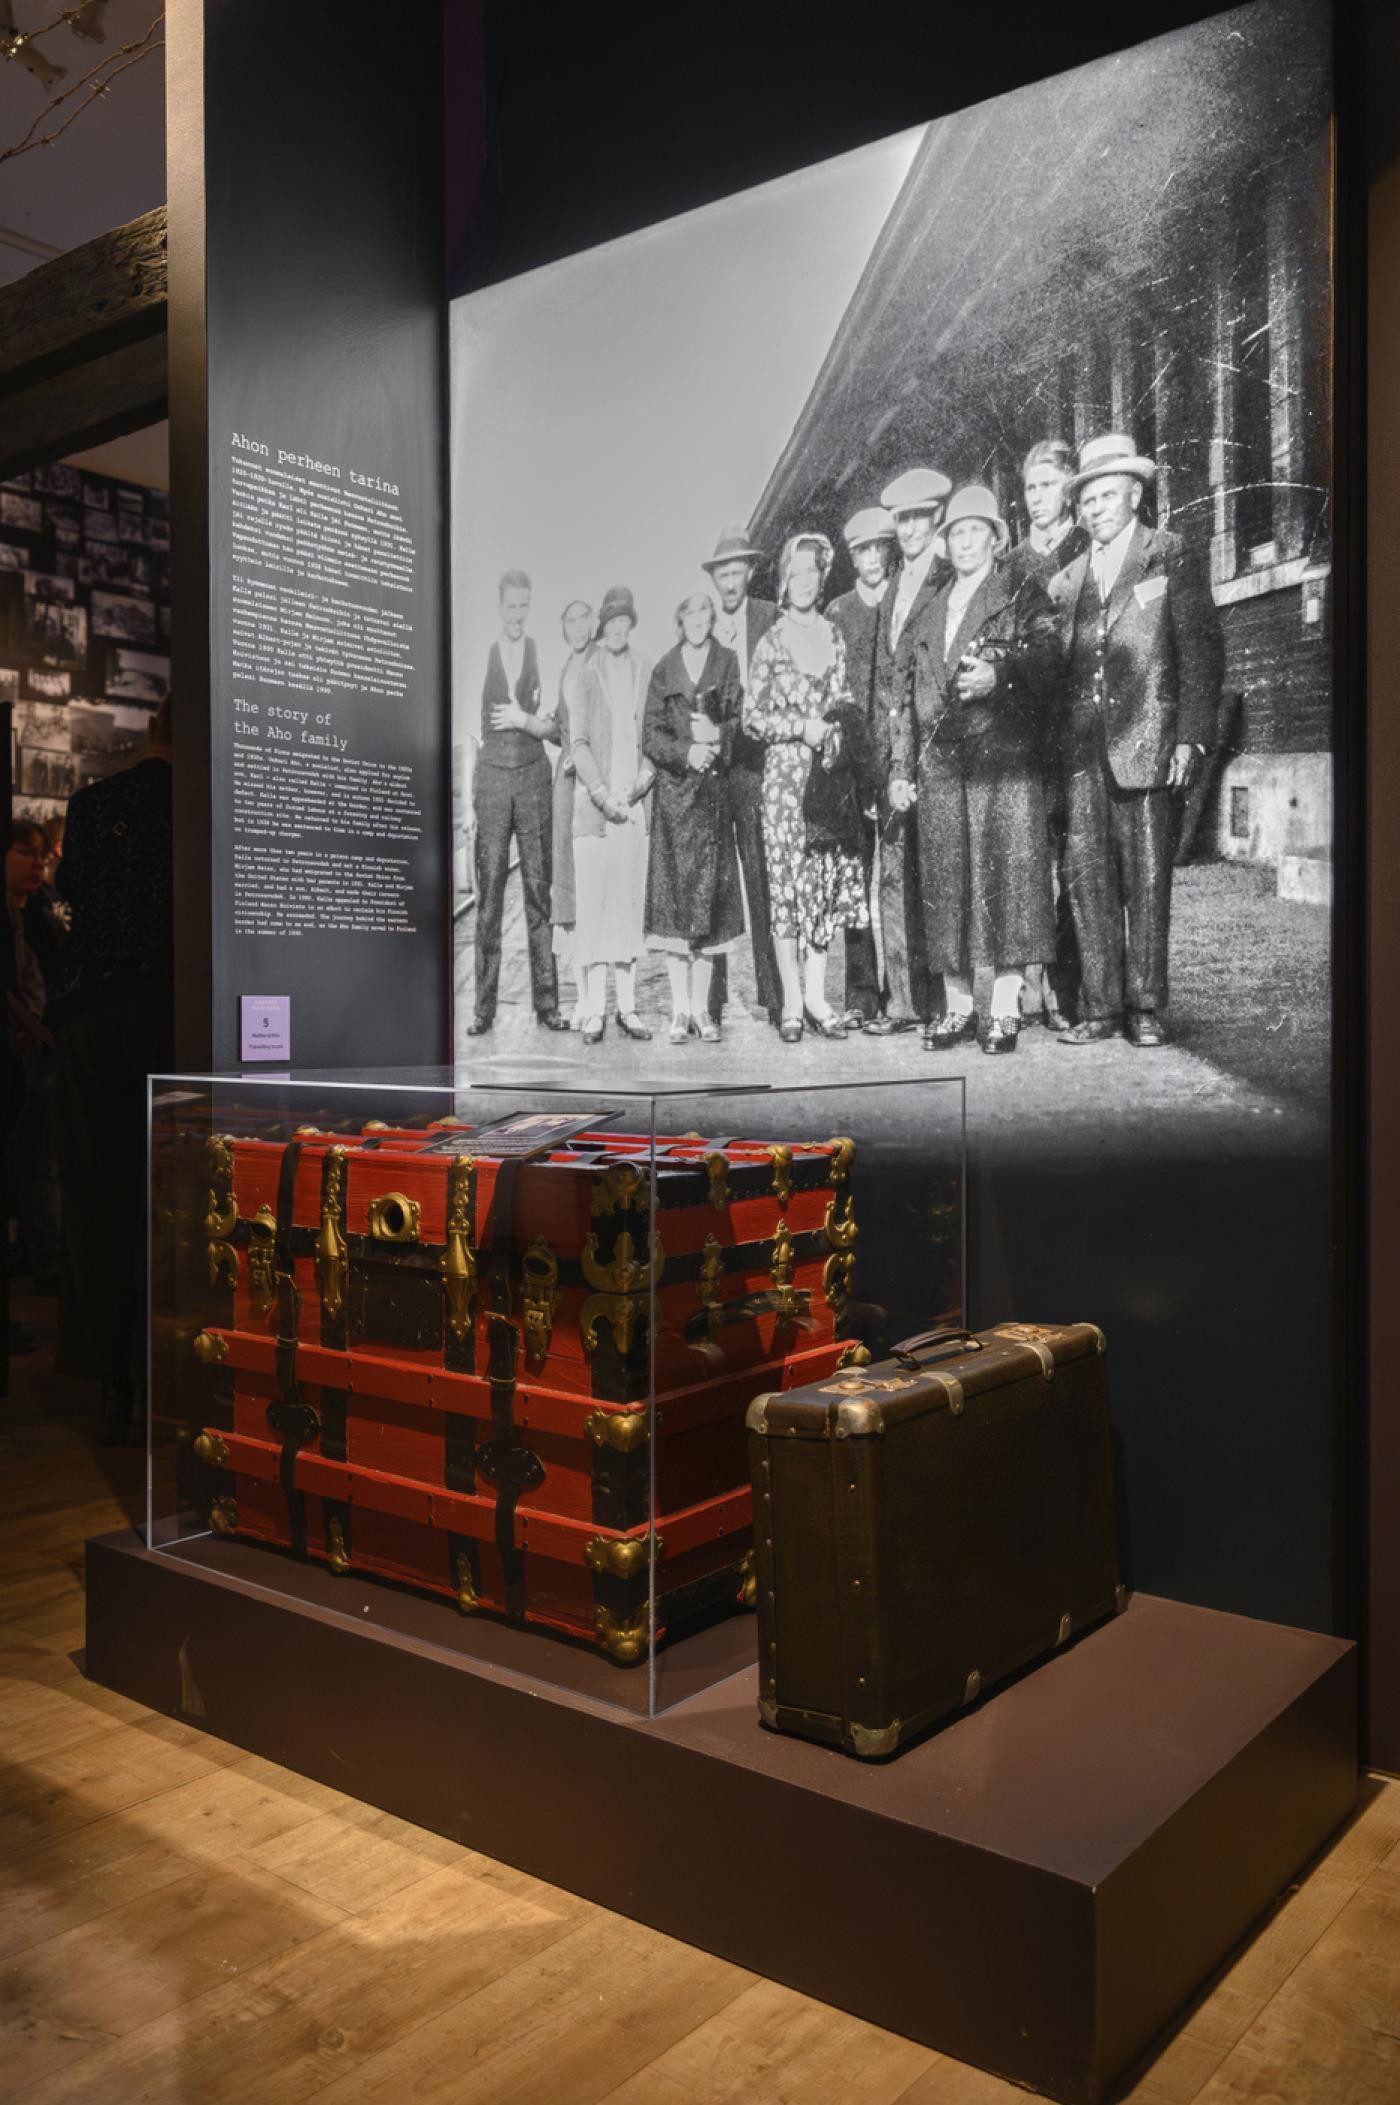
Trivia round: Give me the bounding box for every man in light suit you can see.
[862,467,951,1034]
[1049,434,1222,1048]
[702,527,781,1024]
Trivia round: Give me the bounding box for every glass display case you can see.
[148,1068,964,1715]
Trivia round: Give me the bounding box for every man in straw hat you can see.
[1049,433,1221,1048]
[702,527,781,1025]
[825,505,898,1027]
[861,467,952,1033]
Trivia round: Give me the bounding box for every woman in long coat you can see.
[571,585,654,1045]
[643,593,745,1045]
[890,484,1060,1055]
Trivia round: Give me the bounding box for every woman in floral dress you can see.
[742,534,869,1042]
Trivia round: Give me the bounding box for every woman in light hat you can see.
[890,484,1061,1055]
[642,592,745,1044]
[571,586,654,1045]
[743,533,870,1043]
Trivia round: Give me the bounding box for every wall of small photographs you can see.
[1,459,171,837]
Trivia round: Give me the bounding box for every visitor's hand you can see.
[802,716,826,749]
[690,713,721,746]
[686,743,714,773]
[491,701,528,731]
[626,774,651,805]
[888,777,917,813]
[605,796,631,824]
[1167,742,1200,792]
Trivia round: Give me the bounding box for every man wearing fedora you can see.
[862,467,951,1034]
[1049,433,1222,1048]
[465,568,569,1037]
[703,528,781,1025]
[826,506,898,1026]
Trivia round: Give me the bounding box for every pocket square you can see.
[1134,575,1168,607]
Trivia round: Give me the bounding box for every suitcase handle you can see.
[890,1326,983,1370]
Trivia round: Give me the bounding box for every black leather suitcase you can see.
[746,1322,1124,1757]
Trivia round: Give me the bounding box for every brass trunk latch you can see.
[521,1237,561,1368]
[771,1218,799,1321]
[440,1154,477,1345]
[315,1147,349,1319]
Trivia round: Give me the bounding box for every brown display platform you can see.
[85,1530,1357,2105]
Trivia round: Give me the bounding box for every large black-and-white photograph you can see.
[450,0,1331,1152]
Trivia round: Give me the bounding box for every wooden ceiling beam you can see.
[0,205,168,479]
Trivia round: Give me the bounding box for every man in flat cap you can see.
[826,506,898,1027]
[1049,434,1221,1048]
[862,467,952,1034]
[702,528,781,1025]
[464,568,569,1036]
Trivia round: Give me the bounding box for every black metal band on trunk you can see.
[270,1142,313,1560]
[473,1158,545,1623]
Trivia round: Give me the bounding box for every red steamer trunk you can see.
[192,1122,868,1659]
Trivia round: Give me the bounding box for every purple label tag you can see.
[240,994,291,1062]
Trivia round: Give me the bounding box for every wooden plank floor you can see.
[3,1287,1398,2104]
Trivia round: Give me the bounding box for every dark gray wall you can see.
[174,0,449,1069]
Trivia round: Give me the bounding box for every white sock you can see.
[691,955,713,1017]
[616,962,637,1014]
[584,963,607,1017]
[992,970,1024,1018]
[944,973,974,1017]
[665,956,689,1018]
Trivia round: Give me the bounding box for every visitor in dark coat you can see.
[643,592,745,1045]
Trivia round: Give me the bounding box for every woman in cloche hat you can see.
[570,586,655,1045]
[889,484,1061,1056]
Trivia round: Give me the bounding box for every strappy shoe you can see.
[922,1010,978,1052]
[617,1011,652,1041]
[668,1013,691,1046]
[979,1014,1021,1055]
[581,1015,606,1045]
